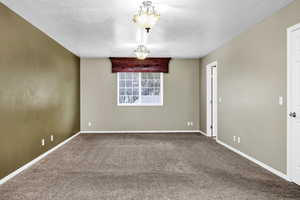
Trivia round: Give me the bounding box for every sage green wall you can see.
[200,1,300,174]
[81,58,199,131]
[199,59,207,133]
[0,4,80,179]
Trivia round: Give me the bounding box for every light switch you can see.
[88,122,92,127]
[219,97,222,103]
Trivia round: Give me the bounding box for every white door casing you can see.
[206,61,218,137]
[287,23,300,185]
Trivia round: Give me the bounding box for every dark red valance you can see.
[110,57,171,73]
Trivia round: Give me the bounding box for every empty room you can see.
[1,0,300,199]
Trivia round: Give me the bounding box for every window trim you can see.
[117,72,164,107]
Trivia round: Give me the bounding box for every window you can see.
[118,72,163,106]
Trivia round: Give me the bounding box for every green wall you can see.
[81,58,200,131]
[200,0,300,173]
[0,3,80,179]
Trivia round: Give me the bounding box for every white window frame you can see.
[117,72,164,107]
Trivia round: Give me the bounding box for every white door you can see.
[288,25,300,185]
[206,62,218,137]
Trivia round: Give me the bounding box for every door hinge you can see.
[210,125,213,129]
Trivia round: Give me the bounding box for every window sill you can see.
[117,104,163,107]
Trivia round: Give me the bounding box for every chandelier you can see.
[134,45,150,60]
[133,1,160,33]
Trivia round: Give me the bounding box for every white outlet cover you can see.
[41,139,45,146]
[88,122,92,127]
[51,135,54,142]
[233,136,236,142]
[238,137,241,144]
[279,96,284,106]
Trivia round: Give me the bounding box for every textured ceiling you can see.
[0,0,294,58]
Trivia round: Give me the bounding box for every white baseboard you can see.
[81,130,201,134]
[199,130,207,136]
[0,132,81,185]
[216,139,290,182]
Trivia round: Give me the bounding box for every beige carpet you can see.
[0,133,300,200]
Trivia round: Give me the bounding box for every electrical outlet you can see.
[41,139,45,146]
[233,136,236,142]
[279,96,284,106]
[50,135,54,142]
[88,122,92,127]
[238,137,241,144]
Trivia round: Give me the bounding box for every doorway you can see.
[287,23,300,185]
[206,61,218,137]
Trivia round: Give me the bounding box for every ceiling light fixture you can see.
[133,1,160,33]
[134,45,150,60]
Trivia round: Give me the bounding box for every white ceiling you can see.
[1,0,294,58]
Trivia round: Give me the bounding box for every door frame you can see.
[287,22,300,182]
[206,61,218,138]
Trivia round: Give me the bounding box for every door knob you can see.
[289,112,297,118]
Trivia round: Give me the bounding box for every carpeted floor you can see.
[1,133,300,200]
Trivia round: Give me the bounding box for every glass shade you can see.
[133,1,160,29]
[134,45,150,60]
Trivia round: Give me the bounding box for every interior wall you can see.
[0,3,80,179]
[81,58,200,131]
[200,0,300,174]
[199,59,207,133]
